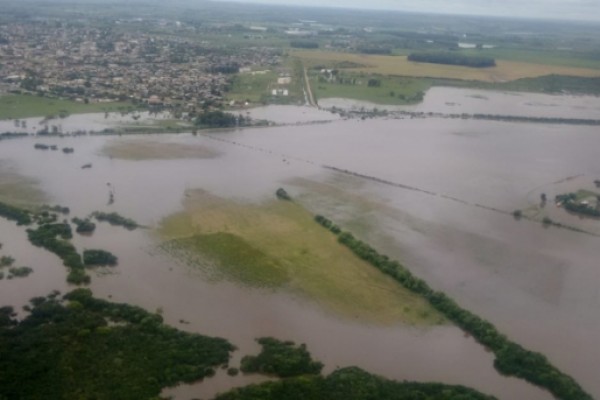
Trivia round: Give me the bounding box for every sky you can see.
[217,0,600,21]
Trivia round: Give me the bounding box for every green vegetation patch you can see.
[0,289,234,400]
[92,211,139,230]
[555,190,600,218]
[0,94,134,120]
[226,70,279,104]
[83,249,118,267]
[168,232,289,288]
[159,190,443,325]
[311,73,428,105]
[241,337,323,378]
[217,366,496,400]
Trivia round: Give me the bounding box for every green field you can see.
[311,73,429,105]
[0,94,135,120]
[225,70,280,104]
[159,190,443,325]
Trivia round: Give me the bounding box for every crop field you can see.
[159,190,444,325]
[293,50,600,82]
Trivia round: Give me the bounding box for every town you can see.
[0,18,283,113]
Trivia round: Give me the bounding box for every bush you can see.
[240,337,323,378]
[83,249,118,267]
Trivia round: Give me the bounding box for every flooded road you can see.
[1,91,599,399]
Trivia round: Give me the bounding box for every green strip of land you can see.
[0,94,135,120]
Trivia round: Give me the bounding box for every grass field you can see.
[311,74,429,105]
[159,190,443,325]
[293,50,600,82]
[0,94,135,120]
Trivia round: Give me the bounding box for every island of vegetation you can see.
[83,249,118,267]
[0,255,33,280]
[407,52,496,68]
[92,211,139,230]
[0,289,235,400]
[26,221,90,284]
[240,337,323,378]
[72,217,96,234]
[556,191,600,218]
[314,215,592,400]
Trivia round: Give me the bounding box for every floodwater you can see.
[319,86,600,119]
[1,90,599,399]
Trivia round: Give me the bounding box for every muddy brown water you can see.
[1,92,599,399]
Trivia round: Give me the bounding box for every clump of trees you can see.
[240,337,323,378]
[26,222,90,285]
[556,192,600,218]
[72,217,96,234]
[6,266,33,278]
[92,211,138,230]
[0,201,32,225]
[275,188,292,201]
[217,366,496,400]
[83,249,118,267]
[195,110,249,128]
[408,52,496,68]
[313,214,592,400]
[0,289,235,399]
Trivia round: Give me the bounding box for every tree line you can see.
[408,52,496,68]
[313,214,592,400]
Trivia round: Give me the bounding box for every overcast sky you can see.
[218,0,600,21]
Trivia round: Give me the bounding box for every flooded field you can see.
[320,86,600,119]
[1,90,599,399]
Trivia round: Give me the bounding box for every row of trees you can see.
[218,366,496,400]
[313,215,592,400]
[408,52,496,68]
[92,211,138,230]
[195,110,251,129]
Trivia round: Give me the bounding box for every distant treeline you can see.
[408,52,496,68]
[290,40,319,49]
[314,215,592,400]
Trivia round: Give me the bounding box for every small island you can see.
[555,190,600,218]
